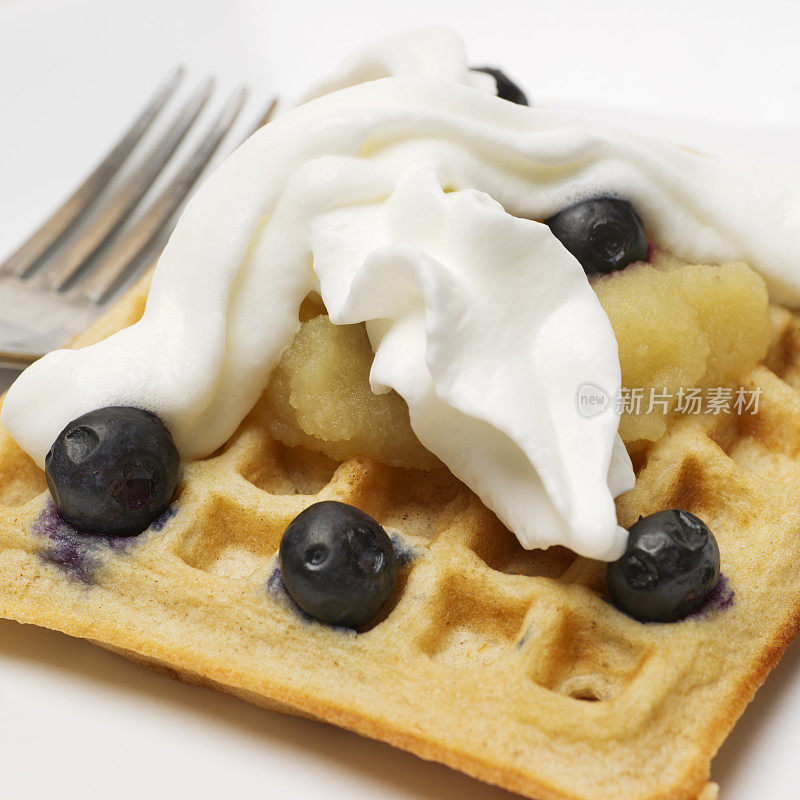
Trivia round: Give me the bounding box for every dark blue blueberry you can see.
[279,501,398,629]
[545,197,648,275]
[607,509,720,622]
[45,406,180,537]
[472,66,528,105]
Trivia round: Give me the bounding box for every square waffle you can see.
[2,275,800,800]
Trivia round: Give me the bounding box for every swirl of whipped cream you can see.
[4,31,800,561]
[300,27,498,101]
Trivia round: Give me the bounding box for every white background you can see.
[1,1,800,798]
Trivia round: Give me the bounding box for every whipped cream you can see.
[300,28,497,101]
[4,30,800,561]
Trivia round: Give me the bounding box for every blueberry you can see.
[472,66,529,105]
[45,407,180,537]
[279,501,398,629]
[545,197,648,275]
[607,510,720,622]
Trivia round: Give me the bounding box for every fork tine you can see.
[0,66,184,279]
[248,98,279,133]
[41,76,216,292]
[76,87,251,304]
[79,95,279,304]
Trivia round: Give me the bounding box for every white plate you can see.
[1,1,800,798]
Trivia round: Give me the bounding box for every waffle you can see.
[2,275,800,800]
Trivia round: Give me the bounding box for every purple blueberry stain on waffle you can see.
[389,532,421,568]
[687,573,736,620]
[32,503,101,583]
[150,504,177,532]
[516,625,534,649]
[31,500,160,584]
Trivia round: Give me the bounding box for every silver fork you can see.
[0,68,277,370]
